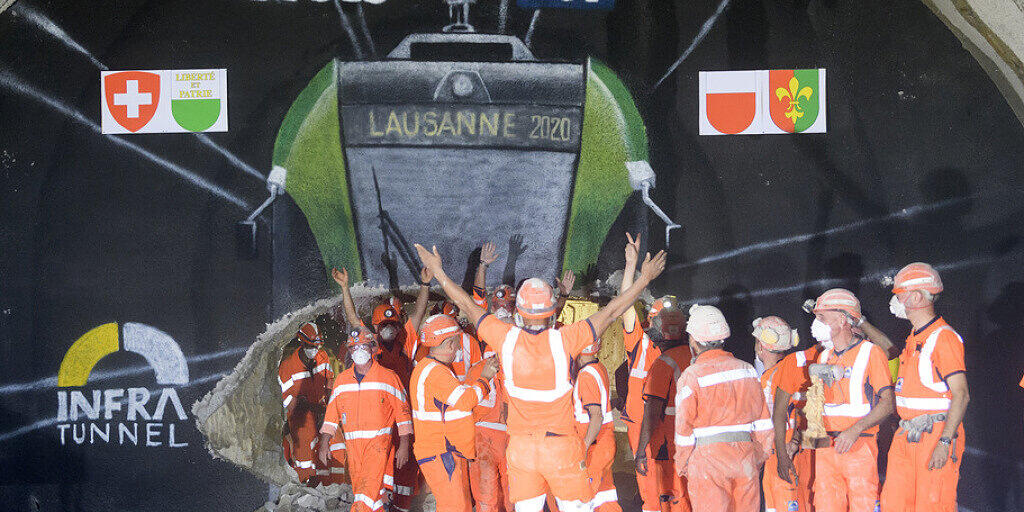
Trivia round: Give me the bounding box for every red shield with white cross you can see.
[104,71,160,132]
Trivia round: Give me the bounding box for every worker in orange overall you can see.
[881,263,969,512]
[410,313,498,512]
[415,240,667,512]
[573,336,622,511]
[279,321,336,485]
[467,340,513,512]
[673,304,773,512]
[317,327,412,512]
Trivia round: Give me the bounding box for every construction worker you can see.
[415,241,667,512]
[633,298,691,512]
[880,263,969,512]
[573,338,622,512]
[279,321,336,485]
[468,342,513,512]
[805,288,894,512]
[673,304,772,511]
[317,327,412,512]
[471,241,518,321]
[617,233,669,512]
[751,316,803,512]
[409,314,498,512]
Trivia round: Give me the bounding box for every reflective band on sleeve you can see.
[330,467,346,474]
[697,368,758,387]
[446,385,469,405]
[396,420,411,428]
[282,395,293,408]
[331,382,406,403]
[280,371,311,392]
[382,474,394,486]
[675,433,695,446]
[476,421,507,431]
[344,427,394,440]
[330,443,346,451]
[896,396,951,410]
[293,459,315,469]
[311,362,331,375]
[354,494,384,511]
[516,494,547,512]
[395,485,413,496]
[795,352,806,367]
[677,385,693,401]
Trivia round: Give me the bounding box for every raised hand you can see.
[415,244,444,275]
[556,269,576,296]
[420,266,434,285]
[639,250,668,282]
[480,242,499,266]
[624,232,641,264]
[331,267,349,288]
[508,234,527,258]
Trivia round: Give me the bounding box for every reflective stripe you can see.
[282,395,293,408]
[344,427,393,440]
[896,396,951,411]
[415,360,475,422]
[659,354,683,382]
[791,392,805,401]
[919,327,959,393]
[446,385,470,405]
[476,421,507,431]
[354,494,383,510]
[592,488,618,506]
[664,407,676,415]
[767,508,778,512]
[795,351,807,367]
[395,485,413,496]
[396,420,411,428]
[677,385,693,401]
[280,371,311,392]
[413,409,473,421]
[330,382,406,403]
[675,433,695,447]
[311,362,331,375]
[697,368,758,387]
[330,467,346,474]
[629,368,648,379]
[293,459,314,468]
[515,494,547,512]
[692,422,757,437]
[751,419,773,431]
[330,442,346,451]
[573,365,613,425]
[383,474,394,486]
[849,342,872,406]
[502,328,572,403]
[823,403,871,417]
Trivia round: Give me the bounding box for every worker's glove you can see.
[808,364,843,387]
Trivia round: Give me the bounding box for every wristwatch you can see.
[938,437,952,445]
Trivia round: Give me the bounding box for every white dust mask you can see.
[351,348,371,366]
[889,295,908,319]
[811,318,833,343]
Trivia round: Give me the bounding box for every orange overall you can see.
[410,357,490,512]
[673,349,772,512]
[760,354,804,512]
[622,320,664,512]
[777,346,825,510]
[374,318,422,511]
[573,361,622,512]
[279,347,336,483]
[643,345,693,512]
[468,357,512,512]
[813,341,891,512]
[475,314,598,511]
[881,317,966,512]
[321,362,412,512]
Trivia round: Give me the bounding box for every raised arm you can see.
[555,269,575,315]
[475,242,498,290]
[408,267,433,331]
[588,251,667,336]
[858,318,895,358]
[331,268,361,329]
[416,244,487,325]
[619,233,641,331]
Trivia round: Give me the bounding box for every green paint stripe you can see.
[589,58,649,161]
[273,62,337,166]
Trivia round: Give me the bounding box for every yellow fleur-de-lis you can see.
[776,77,814,121]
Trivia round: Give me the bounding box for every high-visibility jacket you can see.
[759,358,797,434]
[622,319,663,426]
[468,355,507,433]
[776,345,824,431]
[573,361,614,437]
[673,349,772,473]
[279,347,334,412]
[817,340,892,434]
[377,319,421,388]
[450,333,484,383]
[643,345,692,435]
[894,317,965,419]
[320,362,413,449]
[410,357,490,461]
[475,313,598,436]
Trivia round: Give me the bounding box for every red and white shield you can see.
[104,71,160,132]
[698,70,762,135]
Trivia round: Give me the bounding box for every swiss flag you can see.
[699,71,762,135]
[104,71,160,132]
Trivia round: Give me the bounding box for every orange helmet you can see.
[516,278,556,320]
[420,314,462,348]
[346,326,377,348]
[648,296,686,341]
[752,316,798,352]
[892,262,943,295]
[296,322,322,346]
[372,304,401,329]
[813,288,862,321]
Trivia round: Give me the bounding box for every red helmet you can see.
[297,322,322,346]
[372,304,401,329]
[516,278,556,320]
[420,314,462,348]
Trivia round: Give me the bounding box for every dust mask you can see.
[351,348,371,366]
[889,295,908,319]
[811,318,832,343]
[379,325,398,342]
[303,347,319,359]
[495,307,512,320]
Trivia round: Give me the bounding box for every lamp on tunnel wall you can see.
[236,166,287,260]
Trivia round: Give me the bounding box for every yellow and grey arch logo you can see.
[58,322,189,387]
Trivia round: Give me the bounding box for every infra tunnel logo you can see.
[55,322,190,448]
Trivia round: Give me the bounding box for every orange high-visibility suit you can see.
[881,317,966,512]
[622,320,664,512]
[573,361,622,512]
[468,355,513,512]
[642,346,693,512]
[673,349,772,512]
[409,357,490,512]
[475,313,598,511]
[813,340,892,512]
[760,352,805,512]
[321,362,412,512]
[776,345,824,510]
[279,347,336,483]
[373,317,421,511]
